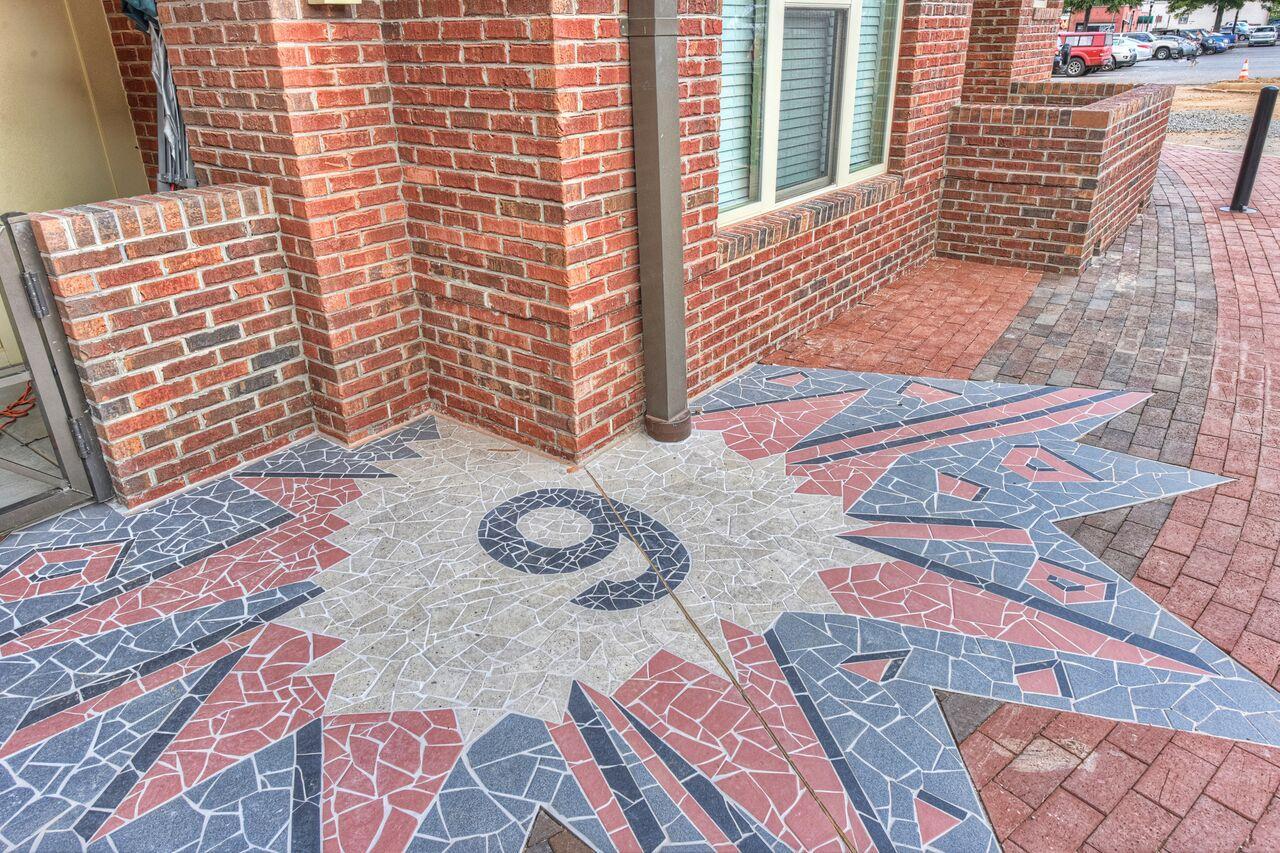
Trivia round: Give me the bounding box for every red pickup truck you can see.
[1056,31,1114,77]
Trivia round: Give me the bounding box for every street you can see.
[1064,42,1280,84]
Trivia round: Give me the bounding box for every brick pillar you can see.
[962,0,1065,103]
[159,0,428,444]
[385,0,716,458]
[891,0,978,181]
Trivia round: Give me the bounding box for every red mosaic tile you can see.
[321,711,464,853]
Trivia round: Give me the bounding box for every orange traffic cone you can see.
[1240,58,1250,81]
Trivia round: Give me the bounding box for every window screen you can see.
[849,0,900,172]
[776,9,842,195]
[719,0,767,211]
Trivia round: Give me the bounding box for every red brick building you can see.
[26,0,1171,506]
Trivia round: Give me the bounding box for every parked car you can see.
[1125,30,1185,59]
[1057,31,1114,76]
[1251,25,1277,45]
[1153,27,1206,53]
[1218,23,1250,44]
[1104,38,1138,69]
[1114,35,1153,62]
[1201,32,1232,52]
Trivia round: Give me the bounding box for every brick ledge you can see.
[716,174,905,263]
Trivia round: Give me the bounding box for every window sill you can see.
[716,172,904,263]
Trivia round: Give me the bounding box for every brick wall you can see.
[159,0,428,445]
[385,0,612,457]
[937,81,1173,273]
[30,185,312,507]
[382,0,719,458]
[45,0,1171,502]
[97,0,975,466]
[687,0,975,396]
[101,0,158,186]
[963,0,1063,104]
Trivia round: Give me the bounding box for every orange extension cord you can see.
[0,381,35,433]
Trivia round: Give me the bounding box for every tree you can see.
[1063,0,1126,27]
[1166,0,1245,31]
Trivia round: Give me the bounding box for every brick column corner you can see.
[963,0,1065,103]
[159,0,429,446]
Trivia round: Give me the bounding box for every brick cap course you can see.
[716,174,904,263]
[31,184,273,256]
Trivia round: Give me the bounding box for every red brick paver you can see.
[766,257,1041,378]
[1139,148,1280,697]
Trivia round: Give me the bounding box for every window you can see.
[718,0,903,223]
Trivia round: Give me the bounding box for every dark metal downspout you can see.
[627,0,692,443]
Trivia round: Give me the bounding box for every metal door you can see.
[0,213,111,534]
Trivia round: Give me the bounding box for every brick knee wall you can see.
[937,82,1173,273]
[30,185,313,507]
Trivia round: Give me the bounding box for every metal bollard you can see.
[1227,85,1278,213]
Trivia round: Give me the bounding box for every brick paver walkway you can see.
[769,149,1280,850]
[769,257,1042,379]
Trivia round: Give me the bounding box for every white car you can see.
[1251,25,1278,46]
[1115,35,1154,61]
[1125,30,1185,59]
[1106,38,1139,68]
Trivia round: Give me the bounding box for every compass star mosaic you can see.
[1,365,1278,851]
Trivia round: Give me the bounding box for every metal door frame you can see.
[0,213,112,533]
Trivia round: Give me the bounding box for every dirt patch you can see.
[1168,79,1280,153]
[1172,83,1272,116]
[1165,130,1280,155]
[1200,76,1280,92]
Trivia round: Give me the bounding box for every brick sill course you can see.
[715,173,905,264]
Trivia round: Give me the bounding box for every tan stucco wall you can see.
[0,0,148,366]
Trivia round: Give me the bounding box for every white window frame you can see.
[719,0,904,226]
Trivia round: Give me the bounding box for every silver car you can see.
[1126,30,1186,59]
[1252,25,1278,46]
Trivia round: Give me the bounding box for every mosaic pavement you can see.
[1,365,1277,851]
